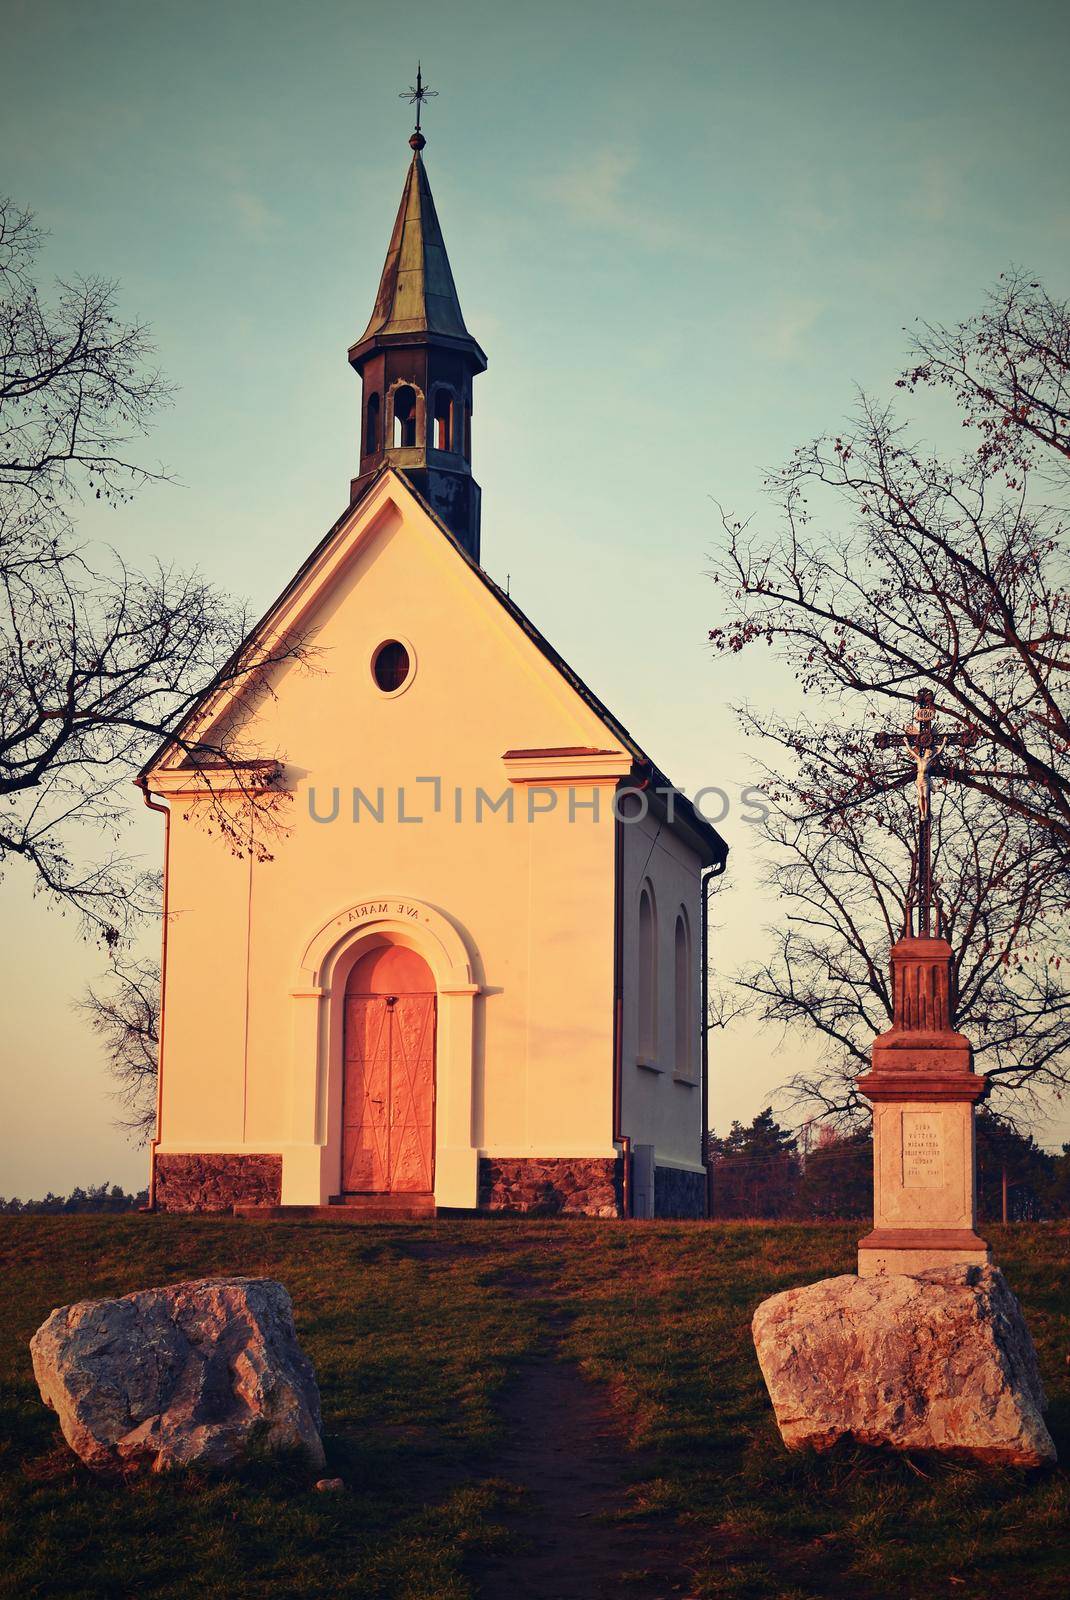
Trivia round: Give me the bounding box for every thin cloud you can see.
[539,144,684,248]
[199,149,281,236]
[230,188,280,234]
[909,154,955,224]
[754,293,826,362]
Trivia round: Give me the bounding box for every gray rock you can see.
[752,1265,1056,1467]
[30,1276,325,1475]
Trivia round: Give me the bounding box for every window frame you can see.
[637,880,660,1071]
[431,386,455,453]
[672,909,697,1084]
[391,385,418,449]
[369,635,417,699]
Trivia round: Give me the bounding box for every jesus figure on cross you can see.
[905,731,947,822]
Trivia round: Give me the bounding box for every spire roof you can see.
[349,148,487,370]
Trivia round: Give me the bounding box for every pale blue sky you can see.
[2,0,1069,1194]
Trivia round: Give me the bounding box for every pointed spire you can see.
[346,92,487,561]
[349,150,486,366]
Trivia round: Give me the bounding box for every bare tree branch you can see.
[0,196,308,940]
[709,277,1070,1129]
[710,277,1070,866]
[79,955,159,1140]
[736,747,1069,1131]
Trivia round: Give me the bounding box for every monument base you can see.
[857,1226,990,1277]
[752,1265,1056,1465]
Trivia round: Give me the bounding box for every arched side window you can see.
[364,391,381,455]
[638,884,658,1063]
[432,388,454,451]
[392,385,417,448]
[463,401,472,461]
[674,911,692,1078]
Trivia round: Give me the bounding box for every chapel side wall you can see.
[156,812,251,1149]
[619,807,705,1202]
[522,791,617,1155]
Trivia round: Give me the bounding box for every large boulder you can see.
[30,1276,325,1475]
[752,1265,1056,1467]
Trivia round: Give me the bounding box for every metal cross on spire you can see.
[399,62,438,146]
[873,689,976,938]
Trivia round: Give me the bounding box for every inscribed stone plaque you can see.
[902,1112,944,1189]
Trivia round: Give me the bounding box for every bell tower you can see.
[348,73,487,561]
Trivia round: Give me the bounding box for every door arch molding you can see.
[297,895,475,990]
[290,896,480,1206]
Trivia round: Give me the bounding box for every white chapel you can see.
[139,119,728,1220]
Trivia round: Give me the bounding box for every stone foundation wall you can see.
[654,1165,708,1220]
[479,1157,623,1218]
[155,1153,282,1213]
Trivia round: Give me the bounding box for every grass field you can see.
[0,1217,1066,1599]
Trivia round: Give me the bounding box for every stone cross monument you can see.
[857,690,989,1277]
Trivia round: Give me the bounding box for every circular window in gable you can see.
[371,638,414,696]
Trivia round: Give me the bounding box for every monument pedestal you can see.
[857,936,989,1277]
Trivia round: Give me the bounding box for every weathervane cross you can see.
[399,62,438,138]
[873,689,975,937]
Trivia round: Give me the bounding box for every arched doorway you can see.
[342,944,436,1194]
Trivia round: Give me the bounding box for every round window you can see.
[372,639,411,693]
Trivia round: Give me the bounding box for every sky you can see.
[2,0,1069,1196]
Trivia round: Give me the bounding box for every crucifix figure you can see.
[873,689,974,936]
[907,729,947,822]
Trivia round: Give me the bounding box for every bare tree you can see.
[709,274,1070,1130]
[80,957,160,1139]
[0,198,303,941]
[740,762,1070,1128]
[711,273,1070,866]
[0,196,170,527]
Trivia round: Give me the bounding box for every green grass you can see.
[0,1217,1066,1598]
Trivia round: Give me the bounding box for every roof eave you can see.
[649,785,729,870]
[347,328,488,372]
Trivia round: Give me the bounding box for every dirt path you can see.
[473,1278,696,1600]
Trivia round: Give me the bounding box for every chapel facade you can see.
[140,124,728,1220]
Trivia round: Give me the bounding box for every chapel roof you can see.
[347,149,487,371]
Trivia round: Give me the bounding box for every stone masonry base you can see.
[155,1153,283,1213]
[654,1165,708,1219]
[478,1157,623,1218]
[858,1245,992,1277]
[153,1152,703,1219]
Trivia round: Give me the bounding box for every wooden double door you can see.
[342,944,436,1194]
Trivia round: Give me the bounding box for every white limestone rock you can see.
[752,1265,1055,1467]
[30,1276,325,1475]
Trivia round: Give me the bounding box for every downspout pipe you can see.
[612,804,630,1217]
[136,777,170,1212]
[700,855,727,1218]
